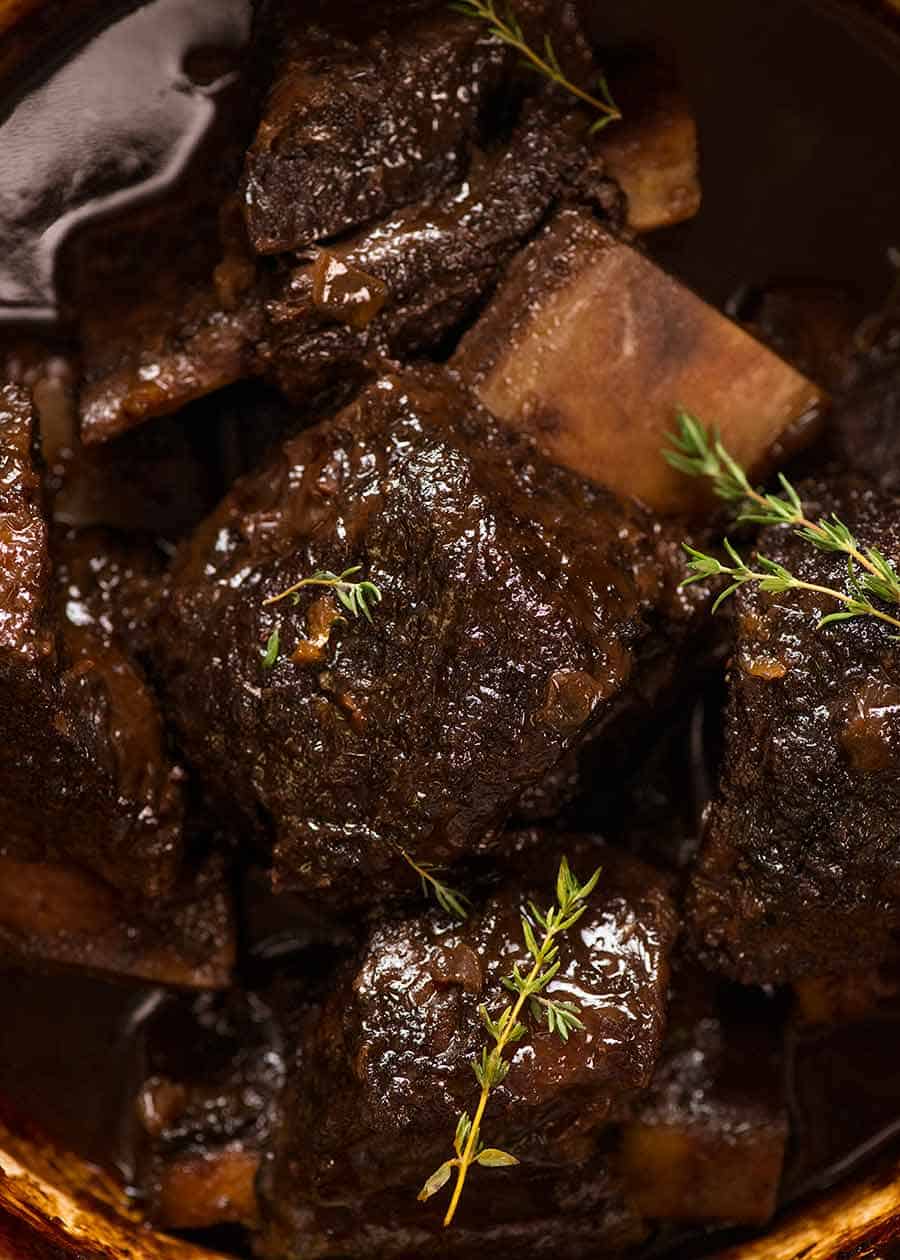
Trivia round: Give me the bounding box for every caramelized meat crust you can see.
[242,4,509,255]
[689,480,900,982]
[259,838,677,1257]
[156,368,699,906]
[262,97,592,405]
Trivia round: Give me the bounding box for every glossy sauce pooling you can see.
[0,0,251,322]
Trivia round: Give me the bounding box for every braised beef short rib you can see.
[258,837,677,1258]
[156,368,700,905]
[689,480,900,982]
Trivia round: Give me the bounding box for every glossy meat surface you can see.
[260,837,677,1257]
[156,368,698,905]
[8,4,898,1255]
[263,97,592,405]
[0,383,48,658]
[0,513,233,984]
[76,201,265,445]
[242,4,508,254]
[689,480,900,982]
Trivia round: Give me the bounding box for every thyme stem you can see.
[444,1068,493,1226]
[788,583,900,632]
[733,459,890,591]
[666,412,900,636]
[442,922,552,1227]
[419,858,600,1227]
[451,0,621,132]
[399,849,470,920]
[684,542,900,634]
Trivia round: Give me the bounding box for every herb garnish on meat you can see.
[666,411,900,634]
[261,628,281,668]
[400,849,472,919]
[261,567,383,667]
[451,0,622,132]
[264,565,383,618]
[419,857,602,1226]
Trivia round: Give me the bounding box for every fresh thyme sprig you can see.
[665,411,900,596]
[419,857,601,1228]
[683,540,900,633]
[400,849,471,920]
[451,0,621,133]
[263,565,383,619]
[665,412,900,634]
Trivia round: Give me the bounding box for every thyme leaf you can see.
[419,856,601,1227]
[450,0,621,133]
[261,628,281,668]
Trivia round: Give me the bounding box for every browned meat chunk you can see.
[155,368,699,906]
[454,209,824,514]
[71,4,608,444]
[620,977,787,1226]
[259,838,676,1258]
[0,502,234,984]
[75,201,265,446]
[262,98,591,405]
[4,346,225,538]
[688,480,900,983]
[241,4,509,255]
[0,387,186,904]
[0,383,47,656]
[79,289,265,448]
[66,26,261,446]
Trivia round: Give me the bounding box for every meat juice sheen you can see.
[0,0,898,1248]
[0,0,252,322]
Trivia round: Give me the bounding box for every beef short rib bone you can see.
[454,209,824,514]
[259,839,677,1256]
[156,367,699,906]
[589,49,702,235]
[688,479,900,983]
